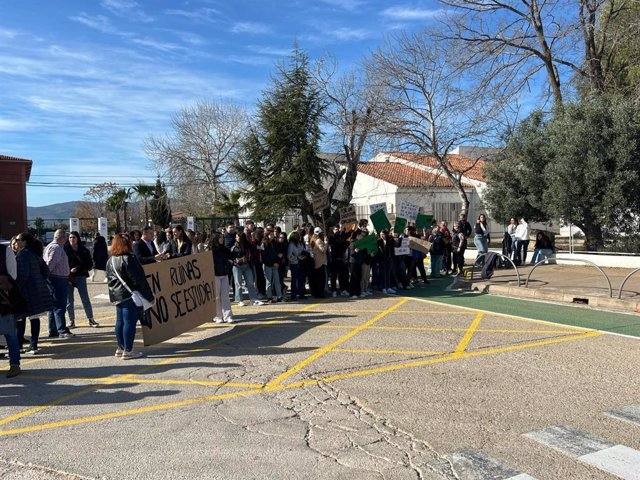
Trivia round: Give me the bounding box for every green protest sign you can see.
[353,234,378,254]
[369,209,391,232]
[415,213,434,230]
[393,217,407,234]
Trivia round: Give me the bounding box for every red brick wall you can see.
[0,161,29,239]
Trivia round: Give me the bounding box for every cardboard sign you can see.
[397,201,420,221]
[393,217,407,235]
[353,233,378,254]
[369,202,387,214]
[312,190,330,213]
[394,237,411,256]
[408,237,432,254]
[415,213,434,230]
[141,252,217,346]
[339,205,358,226]
[370,209,391,232]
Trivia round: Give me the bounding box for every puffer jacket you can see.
[64,243,93,279]
[16,248,53,318]
[106,254,154,304]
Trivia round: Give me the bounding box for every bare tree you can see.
[440,0,635,105]
[314,58,388,215]
[146,100,249,215]
[372,31,510,215]
[82,182,118,218]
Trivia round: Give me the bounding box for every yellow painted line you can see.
[0,302,321,429]
[334,348,445,356]
[0,329,601,437]
[454,312,483,354]
[407,296,596,333]
[264,298,409,390]
[0,388,266,436]
[313,330,602,385]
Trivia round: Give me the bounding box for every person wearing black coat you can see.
[169,225,192,257]
[106,234,154,359]
[209,233,234,324]
[134,227,163,265]
[15,233,53,354]
[91,234,108,282]
[64,231,98,328]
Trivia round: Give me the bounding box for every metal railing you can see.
[470,252,521,287]
[525,257,613,298]
[617,268,640,299]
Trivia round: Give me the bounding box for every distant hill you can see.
[28,201,80,220]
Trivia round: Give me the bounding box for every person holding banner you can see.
[170,225,192,258]
[106,234,154,359]
[209,232,234,323]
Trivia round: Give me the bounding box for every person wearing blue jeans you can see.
[233,263,261,305]
[115,297,141,353]
[66,276,95,328]
[289,264,305,300]
[1,314,21,378]
[48,275,72,337]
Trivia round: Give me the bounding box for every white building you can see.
[351,151,503,237]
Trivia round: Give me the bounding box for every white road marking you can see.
[579,445,640,480]
[93,294,110,300]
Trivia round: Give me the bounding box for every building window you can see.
[433,202,460,225]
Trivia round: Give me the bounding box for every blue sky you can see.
[1,0,450,206]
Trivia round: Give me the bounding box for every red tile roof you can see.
[358,162,462,188]
[388,152,486,181]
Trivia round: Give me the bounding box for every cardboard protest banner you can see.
[339,205,358,226]
[311,190,330,213]
[369,202,387,214]
[393,217,407,235]
[415,213,434,230]
[408,237,432,254]
[397,201,420,221]
[370,209,391,232]
[141,252,217,346]
[353,233,378,254]
[394,237,411,256]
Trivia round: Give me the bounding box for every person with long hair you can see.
[170,225,192,257]
[15,233,53,355]
[287,231,306,301]
[209,232,234,323]
[474,214,490,262]
[310,228,328,298]
[376,230,395,294]
[91,233,108,282]
[65,231,98,328]
[106,234,154,359]
[231,232,264,307]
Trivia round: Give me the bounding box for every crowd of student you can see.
[1,212,518,379]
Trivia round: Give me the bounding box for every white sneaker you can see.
[122,350,144,360]
[382,289,388,294]
[332,291,338,298]
[114,347,124,357]
[252,300,265,306]
[224,317,234,324]
[359,293,367,298]
[237,301,247,307]
[350,295,358,299]
[388,288,397,294]
[341,290,350,297]
[214,317,223,324]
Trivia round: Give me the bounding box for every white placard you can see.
[186,216,195,231]
[397,201,420,221]
[98,217,108,238]
[69,217,80,233]
[394,237,411,256]
[369,202,387,214]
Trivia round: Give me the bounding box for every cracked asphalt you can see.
[2,284,640,480]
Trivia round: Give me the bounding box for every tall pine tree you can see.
[236,47,327,222]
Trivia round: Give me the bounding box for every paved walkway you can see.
[472,263,640,299]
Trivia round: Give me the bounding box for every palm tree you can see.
[132,183,155,227]
[106,188,129,232]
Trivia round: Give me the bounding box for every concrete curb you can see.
[472,282,640,315]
